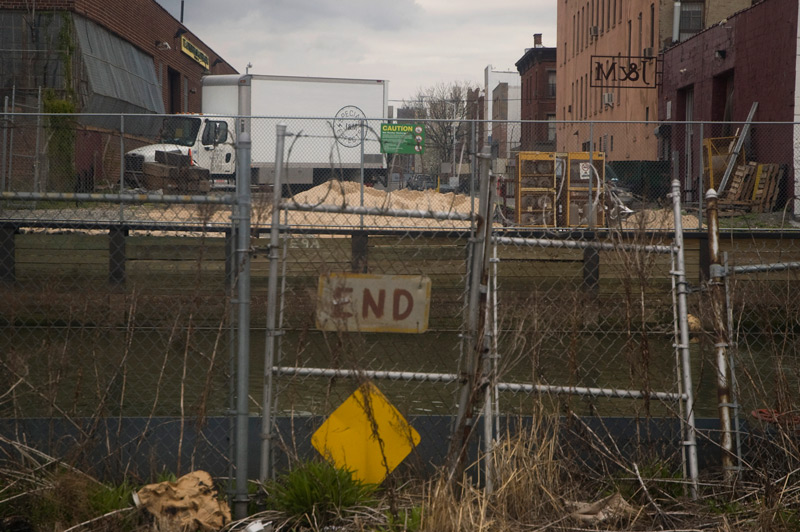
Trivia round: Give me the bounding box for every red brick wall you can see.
[661,0,796,123]
[517,47,557,150]
[659,0,797,202]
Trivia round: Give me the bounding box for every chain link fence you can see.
[1,111,799,503]
[702,235,800,479]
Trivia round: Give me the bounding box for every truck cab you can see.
[124,114,236,190]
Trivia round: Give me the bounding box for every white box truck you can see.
[124,74,389,191]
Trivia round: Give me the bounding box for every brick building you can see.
[659,0,800,209]
[515,33,557,152]
[555,0,750,161]
[0,0,236,190]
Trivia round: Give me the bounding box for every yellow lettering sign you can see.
[180,35,210,70]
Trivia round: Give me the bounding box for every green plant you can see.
[155,469,178,483]
[381,505,423,531]
[87,479,136,514]
[610,459,684,503]
[266,460,377,529]
[0,470,138,530]
[43,91,77,191]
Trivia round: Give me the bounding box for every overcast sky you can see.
[154,0,557,106]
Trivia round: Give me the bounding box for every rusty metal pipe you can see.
[706,188,736,479]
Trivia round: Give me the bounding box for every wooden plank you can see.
[764,165,782,212]
[16,248,107,265]
[16,233,108,251]
[143,162,179,178]
[155,150,191,166]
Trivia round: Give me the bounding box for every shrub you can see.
[265,460,377,529]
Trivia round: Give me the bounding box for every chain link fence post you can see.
[233,76,253,520]
[671,178,700,498]
[449,146,492,486]
[261,123,286,484]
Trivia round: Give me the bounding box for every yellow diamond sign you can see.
[311,382,421,484]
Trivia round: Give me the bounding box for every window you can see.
[547,114,556,141]
[627,20,632,58]
[585,74,589,118]
[202,120,229,146]
[612,0,616,26]
[649,3,655,48]
[638,12,642,55]
[159,116,201,146]
[601,0,605,31]
[573,15,576,55]
[547,71,556,97]
[679,2,703,41]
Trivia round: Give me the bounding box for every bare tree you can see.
[404,81,477,178]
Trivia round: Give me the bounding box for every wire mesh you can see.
[714,237,800,478]
[2,110,797,491]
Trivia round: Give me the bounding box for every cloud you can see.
[155,0,557,101]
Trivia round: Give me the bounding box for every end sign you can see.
[316,273,431,333]
[380,123,425,154]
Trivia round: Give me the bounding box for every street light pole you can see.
[452,100,457,184]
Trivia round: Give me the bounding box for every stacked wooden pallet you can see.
[719,162,783,214]
[751,163,783,213]
[142,151,211,193]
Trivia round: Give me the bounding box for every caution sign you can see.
[380,123,425,154]
[311,382,421,484]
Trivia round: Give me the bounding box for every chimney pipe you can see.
[534,33,543,47]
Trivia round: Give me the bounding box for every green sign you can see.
[380,123,425,154]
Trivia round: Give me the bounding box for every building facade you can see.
[0,0,236,191]
[515,34,557,152]
[0,0,236,115]
[483,64,520,147]
[555,0,750,161]
[659,0,800,208]
[492,83,522,158]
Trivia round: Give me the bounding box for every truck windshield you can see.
[158,117,201,146]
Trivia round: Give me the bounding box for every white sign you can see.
[580,162,592,180]
[316,273,431,333]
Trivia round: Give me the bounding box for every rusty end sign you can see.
[316,273,431,333]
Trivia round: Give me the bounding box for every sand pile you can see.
[290,181,472,213]
[619,208,702,231]
[282,181,475,229]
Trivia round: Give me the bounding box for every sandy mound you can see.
[282,181,475,229]
[619,208,701,231]
[290,180,471,214]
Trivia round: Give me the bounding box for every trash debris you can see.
[566,492,639,524]
[133,470,231,531]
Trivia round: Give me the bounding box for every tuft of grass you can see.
[0,469,139,530]
[380,505,423,531]
[265,460,377,529]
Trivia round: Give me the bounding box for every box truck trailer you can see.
[124,74,389,192]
